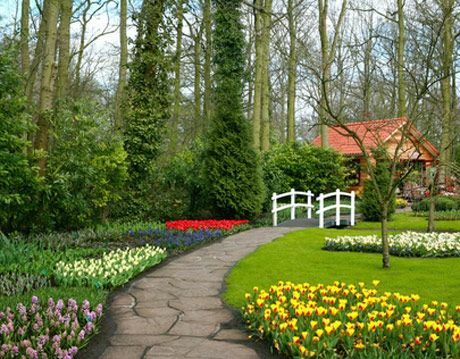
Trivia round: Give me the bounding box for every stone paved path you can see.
[94,227,300,359]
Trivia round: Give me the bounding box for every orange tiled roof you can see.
[312,117,439,156]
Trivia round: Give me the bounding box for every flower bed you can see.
[127,228,224,250]
[0,296,103,358]
[165,219,249,231]
[324,231,460,257]
[54,245,167,288]
[243,281,460,358]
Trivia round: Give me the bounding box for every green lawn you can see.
[224,226,460,308]
[355,212,460,232]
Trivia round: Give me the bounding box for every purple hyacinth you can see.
[31,296,39,305]
[17,303,27,316]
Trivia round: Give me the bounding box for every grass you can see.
[354,212,460,232]
[224,226,460,308]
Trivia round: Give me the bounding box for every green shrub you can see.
[36,101,128,231]
[395,198,408,208]
[0,44,40,233]
[0,272,50,296]
[360,149,396,221]
[261,143,348,210]
[412,196,459,212]
[413,209,460,221]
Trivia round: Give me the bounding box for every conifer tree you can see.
[204,0,264,219]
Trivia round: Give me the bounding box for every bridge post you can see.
[272,193,277,227]
[350,191,355,226]
[336,189,341,226]
[318,194,324,228]
[290,188,295,220]
[307,190,312,219]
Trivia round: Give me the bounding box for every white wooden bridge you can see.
[271,189,356,228]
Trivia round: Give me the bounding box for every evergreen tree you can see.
[123,0,172,217]
[203,0,264,219]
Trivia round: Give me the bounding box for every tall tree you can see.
[124,0,171,182]
[191,24,202,135]
[35,0,59,176]
[114,0,128,130]
[56,0,72,100]
[396,0,407,117]
[253,0,272,151]
[203,0,212,129]
[286,0,297,143]
[20,0,30,77]
[204,0,264,218]
[170,0,184,153]
[318,0,347,147]
[439,0,455,182]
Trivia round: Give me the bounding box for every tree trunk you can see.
[56,0,72,100]
[318,0,330,147]
[252,0,263,150]
[35,0,59,176]
[75,0,90,93]
[193,29,202,136]
[381,206,391,268]
[286,0,296,143]
[260,0,272,151]
[20,0,30,77]
[439,0,454,184]
[203,0,212,130]
[396,0,407,117]
[170,0,184,153]
[114,0,128,130]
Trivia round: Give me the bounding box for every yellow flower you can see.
[301,331,308,340]
[279,323,288,332]
[245,293,251,300]
[347,311,358,320]
[386,323,394,331]
[292,336,300,344]
[429,333,439,342]
[346,327,355,336]
[299,345,308,355]
[354,342,365,350]
[372,280,380,287]
[310,320,318,329]
[315,329,324,337]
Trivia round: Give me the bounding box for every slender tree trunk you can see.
[381,205,390,268]
[439,0,454,183]
[287,0,296,143]
[170,0,184,153]
[362,32,372,118]
[20,0,30,77]
[396,0,407,117]
[35,0,59,176]
[260,0,272,151]
[318,0,330,147]
[114,0,128,130]
[252,0,263,150]
[75,0,90,93]
[203,0,212,130]
[193,29,202,136]
[56,0,72,100]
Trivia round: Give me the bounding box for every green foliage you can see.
[0,272,50,296]
[203,0,264,219]
[261,143,348,209]
[37,101,128,231]
[360,149,396,221]
[412,209,460,220]
[122,0,172,219]
[411,196,459,212]
[0,45,39,233]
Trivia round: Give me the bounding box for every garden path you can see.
[85,227,300,359]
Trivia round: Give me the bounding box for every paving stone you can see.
[213,329,250,341]
[168,320,220,337]
[111,293,135,308]
[99,345,146,359]
[109,334,179,346]
[184,339,260,358]
[168,296,224,311]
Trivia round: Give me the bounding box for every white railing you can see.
[272,189,314,227]
[316,189,355,228]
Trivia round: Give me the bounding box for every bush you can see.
[0,44,40,233]
[37,101,128,231]
[0,273,50,297]
[413,210,460,221]
[243,281,460,358]
[262,143,348,210]
[395,198,408,208]
[360,149,396,221]
[412,196,459,212]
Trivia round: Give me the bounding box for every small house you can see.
[312,117,440,194]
